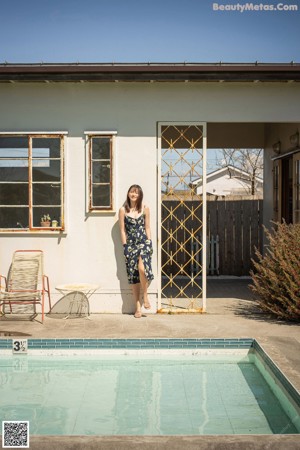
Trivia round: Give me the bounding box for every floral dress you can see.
[123,214,154,285]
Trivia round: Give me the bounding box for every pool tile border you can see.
[0,337,254,350]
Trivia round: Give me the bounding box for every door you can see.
[293,152,300,224]
[281,157,293,224]
[157,123,207,312]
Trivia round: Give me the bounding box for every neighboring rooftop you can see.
[191,165,264,184]
[191,165,264,197]
[0,62,300,82]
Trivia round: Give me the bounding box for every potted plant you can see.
[40,214,51,227]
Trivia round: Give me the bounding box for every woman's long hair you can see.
[124,185,143,213]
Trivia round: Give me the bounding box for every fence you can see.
[161,197,263,277]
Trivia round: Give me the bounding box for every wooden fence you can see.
[207,197,263,276]
[162,197,263,277]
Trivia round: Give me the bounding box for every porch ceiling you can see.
[0,62,300,82]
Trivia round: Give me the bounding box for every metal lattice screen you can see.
[160,125,204,312]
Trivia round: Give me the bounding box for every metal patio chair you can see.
[0,250,51,323]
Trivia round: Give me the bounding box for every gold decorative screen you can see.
[160,125,204,312]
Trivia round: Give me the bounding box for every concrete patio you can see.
[0,278,299,449]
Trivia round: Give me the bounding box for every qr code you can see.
[2,421,29,448]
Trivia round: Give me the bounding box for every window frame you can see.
[0,132,66,232]
[86,132,116,212]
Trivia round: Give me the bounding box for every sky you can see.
[1,0,299,63]
[1,0,298,172]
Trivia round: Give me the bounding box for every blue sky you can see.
[1,0,299,63]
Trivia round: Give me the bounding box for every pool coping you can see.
[11,434,300,450]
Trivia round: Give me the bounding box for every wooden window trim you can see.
[87,134,115,212]
[0,133,65,232]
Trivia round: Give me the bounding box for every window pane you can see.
[0,184,28,205]
[0,166,28,181]
[32,137,61,158]
[0,136,28,154]
[32,184,61,206]
[92,161,110,183]
[92,138,110,159]
[32,148,49,158]
[0,207,29,228]
[32,207,62,227]
[92,185,111,207]
[32,160,61,182]
[0,137,29,169]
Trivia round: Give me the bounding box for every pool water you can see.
[0,354,298,435]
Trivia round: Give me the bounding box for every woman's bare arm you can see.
[119,207,127,245]
[144,205,152,240]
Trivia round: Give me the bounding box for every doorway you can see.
[282,157,294,224]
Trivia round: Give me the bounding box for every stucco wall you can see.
[0,81,300,313]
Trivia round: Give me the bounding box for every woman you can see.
[119,185,154,318]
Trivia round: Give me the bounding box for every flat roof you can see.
[0,62,299,82]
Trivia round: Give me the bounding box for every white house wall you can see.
[0,81,300,313]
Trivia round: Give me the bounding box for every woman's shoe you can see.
[134,311,142,318]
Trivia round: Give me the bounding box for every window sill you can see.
[86,210,117,216]
[0,230,67,236]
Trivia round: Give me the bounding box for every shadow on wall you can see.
[111,220,134,314]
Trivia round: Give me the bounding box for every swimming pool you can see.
[0,339,299,436]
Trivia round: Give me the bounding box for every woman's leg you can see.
[132,283,141,317]
[138,256,150,309]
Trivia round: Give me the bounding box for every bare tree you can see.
[216,148,263,195]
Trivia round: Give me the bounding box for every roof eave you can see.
[0,63,299,82]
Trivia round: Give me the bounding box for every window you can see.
[0,134,64,230]
[88,134,114,211]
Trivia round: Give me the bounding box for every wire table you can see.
[55,283,99,319]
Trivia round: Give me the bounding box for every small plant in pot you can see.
[40,214,51,227]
